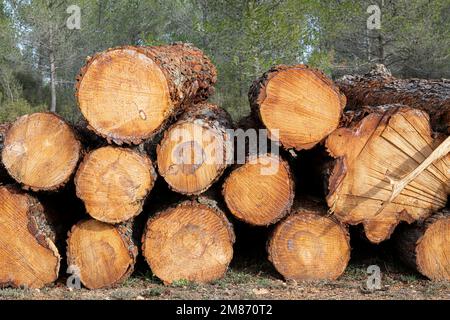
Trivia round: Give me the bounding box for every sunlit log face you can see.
[1,113,81,191]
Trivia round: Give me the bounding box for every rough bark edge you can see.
[222,152,295,226]
[141,197,236,283]
[156,103,233,195]
[0,185,60,289]
[248,64,347,151]
[267,198,351,281]
[66,219,138,290]
[0,122,11,182]
[74,146,157,224]
[2,112,82,192]
[74,43,217,145]
[395,210,450,281]
[337,64,450,134]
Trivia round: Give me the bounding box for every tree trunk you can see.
[75,43,217,145]
[142,197,235,285]
[326,105,449,244]
[337,64,450,134]
[66,219,137,289]
[157,103,233,195]
[0,185,60,288]
[249,64,346,151]
[395,210,450,281]
[223,153,294,226]
[49,27,57,113]
[1,113,81,191]
[268,199,350,281]
[75,146,157,223]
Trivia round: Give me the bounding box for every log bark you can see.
[157,103,233,195]
[249,64,346,151]
[0,122,11,182]
[268,199,350,281]
[337,64,450,134]
[326,105,450,244]
[142,197,235,284]
[1,113,81,191]
[66,219,137,289]
[75,43,217,145]
[222,153,294,226]
[395,210,450,281]
[0,185,60,288]
[75,146,157,223]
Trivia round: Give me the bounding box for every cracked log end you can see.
[249,65,346,150]
[223,154,294,226]
[1,113,81,191]
[67,219,137,289]
[0,186,60,288]
[142,200,234,284]
[268,201,350,281]
[326,106,450,243]
[75,146,156,223]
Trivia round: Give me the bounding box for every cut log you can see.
[75,146,157,223]
[0,185,60,288]
[66,219,137,289]
[326,105,450,243]
[75,43,217,145]
[222,153,294,226]
[268,200,350,281]
[249,65,346,150]
[1,113,81,191]
[337,64,450,134]
[157,103,233,195]
[142,198,235,284]
[395,210,450,281]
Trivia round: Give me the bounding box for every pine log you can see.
[222,153,294,226]
[0,185,60,288]
[75,43,217,145]
[249,65,346,150]
[395,210,450,281]
[75,146,157,223]
[268,199,350,281]
[66,219,137,289]
[157,103,233,195]
[326,105,450,244]
[337,64,450,134]
[142,198,235,284]
[1,113,81,191]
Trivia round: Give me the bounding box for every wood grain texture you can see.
[395,210,450,281]
[1,113,81,191]
[75,43,217,145]
[157,103,233,195]
[0,186,60,288]
[223,153,294,226]
[142,198,235,284]
[326,105,449,243]
[249,65,346,150]
[67,219,137,289]
[75,146,157,223]
[268,200,350,281]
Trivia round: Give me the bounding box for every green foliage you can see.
[0,98,46,122]
[0,0,449,123]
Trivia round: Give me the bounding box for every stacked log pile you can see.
[0,43,448,289]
